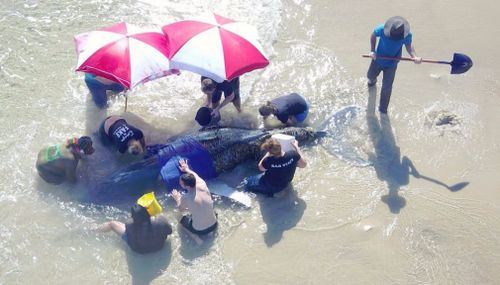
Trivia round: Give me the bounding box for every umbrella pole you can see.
[124,91,128,113]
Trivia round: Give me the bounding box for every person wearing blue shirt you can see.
[367,16,422,114]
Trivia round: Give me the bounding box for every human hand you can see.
[211,108,220,117]
[413,56,422,64]
[369,51,377,60]
[292,139,299,149]
[178,159,189,172]
[171,189,181,201]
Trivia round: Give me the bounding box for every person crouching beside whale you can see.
[244,138,307,197]
[258,93,309,126]
[36,136,95,184]
[99,116,146,156]
[98,203,173,254]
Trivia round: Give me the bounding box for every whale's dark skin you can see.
[90,126,322,202]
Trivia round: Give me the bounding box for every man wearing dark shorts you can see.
[172,159,218,245]
[200,76,241,115]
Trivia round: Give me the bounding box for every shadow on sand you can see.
[366,86,469,214]
[256,185,306,247]
[124,240,173,285]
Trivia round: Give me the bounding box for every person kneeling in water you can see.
[258,93,309,126]
[244,138,307,197]
[98,204,173,254]
[172,159,218,245]
[36,136,95,184]
[99,116,146,156]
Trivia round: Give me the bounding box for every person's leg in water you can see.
[244,174,281,197]
[85,73,108,108]
[231,78,242,112]
[179,215,203,245]
[367,60,382,87]
[379,64,397,114]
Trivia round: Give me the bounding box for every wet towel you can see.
[157,138,217,191]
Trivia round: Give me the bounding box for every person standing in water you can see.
[84,73,125,109]
[98,204,173,254]
[35,136,95,184]
[171,159,218,245]
[366,16,422,114]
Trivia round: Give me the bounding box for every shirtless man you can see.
[171,159,218,245]
[35,136,94,184]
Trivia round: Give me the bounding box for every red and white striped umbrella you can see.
[74,22,178,90]
[162,13,269,83]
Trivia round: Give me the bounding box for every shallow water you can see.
[1,0,500,284]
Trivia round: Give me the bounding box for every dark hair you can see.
[78,136,94,154]
[201,78,216,93]
[180,173,196,188]
[258,102,274,116]
[131,204,151,225]
[195,107,212,126]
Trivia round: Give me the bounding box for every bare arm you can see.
[369,33,377,59]
[213,93,235,113]
[292,140,307,168]
[258,153,270,172]
[405,43,422,63]
[204,93,213,108]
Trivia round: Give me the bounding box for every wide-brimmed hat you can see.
[384,16,410,40]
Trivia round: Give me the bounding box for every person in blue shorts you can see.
[98,204,172,254]
[258,93,309,126]
[366,16,422,114]
[244,137,307,197]
[84,73,125,108]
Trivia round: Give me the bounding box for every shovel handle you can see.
[362,54,448,64]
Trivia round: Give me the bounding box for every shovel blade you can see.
[450,53,473,74]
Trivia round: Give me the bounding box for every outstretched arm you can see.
[258,152,270,172]
[292,140,307,168]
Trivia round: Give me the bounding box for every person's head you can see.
[258,101,274,117]
[201,78,217,95]
[127,139,144,156]
[195,107,212,126]
[383,16,410,40]
[261,138,282,156]
[131,203,151,224]
[179,173,196,190]
[77,136,94,155]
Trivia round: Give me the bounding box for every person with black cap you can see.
[195,106,221,128]
[35,136,95,184]
[367,16,422,114]
[98,204,173,254]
